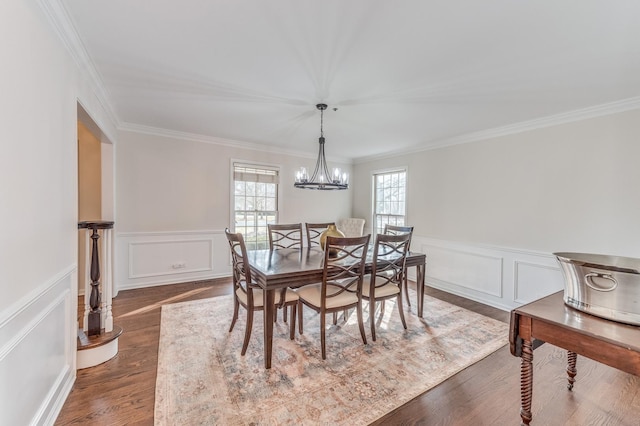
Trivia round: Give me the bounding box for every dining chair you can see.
[225,228,299,355]
[268,223,303,250]
[360,232,411,341]
[383,224,414,307]
[337,218,366,237]
[267,223,303,322]
[384,224,414,239]
[305,222,335,248]
[296,234,371,359]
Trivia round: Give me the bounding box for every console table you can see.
[509,291,640,425]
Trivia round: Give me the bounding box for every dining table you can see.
[247,246,427,369]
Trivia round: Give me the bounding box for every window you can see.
[373,169,407,235]
[233,163,279,250]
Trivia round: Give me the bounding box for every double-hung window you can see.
[373,169,407,235]
[233,163,279,250]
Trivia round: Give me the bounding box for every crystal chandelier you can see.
[294,104,349,190]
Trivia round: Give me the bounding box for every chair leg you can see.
[370,297,377,341]
[283,305,288,323]
[289,303,296,340]
[241,308,253,356]
[229,298,239,332]
[333,312,338,325]
[380,300,386,315]
[397,293,407,330]
[298,301,304,335]
[321,312,327,360]
[404,276,411,307]
[356,302,367,345]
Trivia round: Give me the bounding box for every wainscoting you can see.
[115,230,231,293]
[0,266,77,425]
[115,230,563,311]
[410,236,564,311]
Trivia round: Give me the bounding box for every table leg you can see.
[567,350,577,390]
[520,339,533,426]
[416,263,426,318]
[263,288,275,369]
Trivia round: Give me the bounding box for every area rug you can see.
[154,291,508,425]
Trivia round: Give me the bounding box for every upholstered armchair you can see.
[336,218,365,237]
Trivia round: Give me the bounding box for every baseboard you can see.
[116,271,230,292]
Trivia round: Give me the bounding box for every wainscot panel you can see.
[513,260,564,305]
[115,230,231,293]
[0,266,77,426]
[422,246,503,298]
[412,236,563,311]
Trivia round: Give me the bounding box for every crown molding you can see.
[118,122,353,164]
[33,1,640,166]
[355,96,640,164]
[37,0,120,133]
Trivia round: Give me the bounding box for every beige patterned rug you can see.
[154,291,508,425]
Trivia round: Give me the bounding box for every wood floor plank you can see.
[55,279,640,425]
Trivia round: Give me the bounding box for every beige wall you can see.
[116,131,353,232]
[78,121,102,220]
[77,121,102,291]
[352,108,640,258]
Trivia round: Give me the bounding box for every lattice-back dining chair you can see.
[384,224,414,306]
[305,222,335,248]
[383,224,414,243]
[267,223,303,322]
[225,228,299,355]
[268,223,303,250]
[296,234,371,359]
[362,232,411,341]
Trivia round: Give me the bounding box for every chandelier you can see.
[294,103,349,190]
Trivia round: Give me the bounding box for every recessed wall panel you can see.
[514,261,564,304]
[129,239,213,278]
[425,245,503,298]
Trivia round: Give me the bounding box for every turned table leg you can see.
[520,339,533,426]
[567,350,577,390]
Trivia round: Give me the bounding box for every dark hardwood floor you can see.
[56,279,640,425]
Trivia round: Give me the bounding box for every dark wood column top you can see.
[78,221,115,230]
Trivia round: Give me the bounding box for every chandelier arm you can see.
[308,137,324,183]
[319,140,332,182]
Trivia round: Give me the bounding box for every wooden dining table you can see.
[247,246,427,368]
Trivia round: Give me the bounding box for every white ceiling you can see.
[61,0,640,160]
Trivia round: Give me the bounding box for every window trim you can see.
[229,159,282,247]
[371,166,409,236]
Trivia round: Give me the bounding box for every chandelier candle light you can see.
[294,104,349,190]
